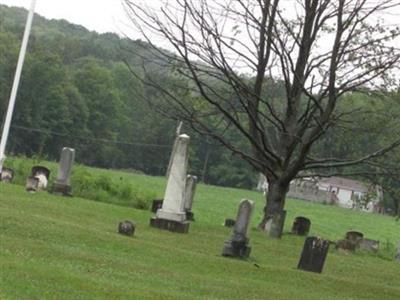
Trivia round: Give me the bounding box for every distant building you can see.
[257,175,383,213]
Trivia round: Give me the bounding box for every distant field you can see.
[1,160,400,299]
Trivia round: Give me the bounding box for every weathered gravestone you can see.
[264,210,287,238]
[26,176,39,192]
[222,199,254,259]
[291,216,311,236]
[150,134,190,233]
[297,236,330,273]
[52,147,75,196]
[151,199,163,213]
[336,231,364,251]
[31,166,50,190]
[359,238,379,253]
[0,167,14,183]
[184,175,197,221]
[346,231,364,243]
[118,220,135,237]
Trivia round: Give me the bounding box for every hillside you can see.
[0,4,256,188]
[1,163,400,299]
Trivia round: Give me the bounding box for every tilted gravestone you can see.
[52,147,75,196]
[222,199,254,259]
[0,167,14,183]
[291,216,311,236]
[118,220,135,237]
[150,134,190,233]
[184,175,197,221]
[297,236,330,273]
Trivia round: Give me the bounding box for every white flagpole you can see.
[0,0,37,173]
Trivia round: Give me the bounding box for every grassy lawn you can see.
[1,162,400,299]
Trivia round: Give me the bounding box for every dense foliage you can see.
[0,4,256,188]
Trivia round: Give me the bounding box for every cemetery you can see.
[1,1,400,299]
[1,153,400,299]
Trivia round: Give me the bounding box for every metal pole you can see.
[0,0,37,173]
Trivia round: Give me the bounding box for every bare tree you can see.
[123,0,400,237]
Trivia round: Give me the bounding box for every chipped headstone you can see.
[298,236,330,273]
[184,175,197,221]
[52,147,75,196]
[150,134,190,233]
[222,199,254,259]
[0,167,14,183]
[118,220,135,237]
[345,231,363,248]
[336,239,357,252]
[291,216,311,236]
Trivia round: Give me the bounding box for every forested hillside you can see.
[2,4,400,212]
[0,4,255,188]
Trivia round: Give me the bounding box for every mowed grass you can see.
[1,165,400,299]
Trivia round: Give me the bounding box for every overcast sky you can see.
[0,0,136,35]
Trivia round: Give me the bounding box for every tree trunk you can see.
[258,179,289,238]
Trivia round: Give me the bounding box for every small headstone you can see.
[0,167,14,183]
[118,220,135,237]
[52,147,75,196]
[359,238,379,253]
[31,166,50,190]
[297,236,330,273]
[184,175,197,221]
[25,176,39,192]
[222,199,254,259]
[291,216,311,236]
[224,218,236,228]
[345,231,364,242]
[151,199,163,213]
[150,134,190,233]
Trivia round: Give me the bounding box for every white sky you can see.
[0,0,138,35]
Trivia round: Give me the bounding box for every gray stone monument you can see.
[52,147,75,196]
[0,167,14,183]
[150,134,190,233]
[184,174,197,221]
[359,238,379,253]
[222,199,254,259]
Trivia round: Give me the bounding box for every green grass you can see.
[1,162,400,299]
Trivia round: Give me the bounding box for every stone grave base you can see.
[222,240,251,259]
[150,217,190,233]
[51,182,72,196]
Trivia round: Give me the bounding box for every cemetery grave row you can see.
[1,132,399,275]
